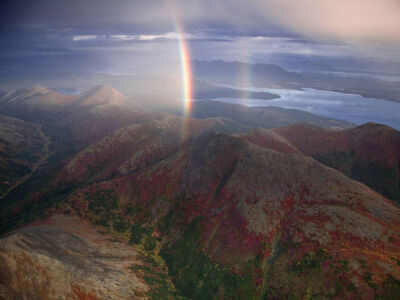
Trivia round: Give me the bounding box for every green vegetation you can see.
[3,168,399,300]
[379,275,400,300]
[291,250,332,274]
[81,190,176,298]
[0,167,77,235]
[0,123,47,197]
[129,223,150,244]
[262,247,361,299]
[0,162,30,194]
[363,272,379,291]
[157,196,257,300]
[85,189,121,229]
[338,259,350,272]
[115,195,259,299]
[161,218,257,299]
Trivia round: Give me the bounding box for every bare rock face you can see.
[0,215,149,300]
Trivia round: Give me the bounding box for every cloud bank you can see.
[257,0,400,43]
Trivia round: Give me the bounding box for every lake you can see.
[211,85,400,130]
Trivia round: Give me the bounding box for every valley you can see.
[211,85,400,130]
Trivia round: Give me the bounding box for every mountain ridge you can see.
[0,83,399,298]
[55,128,399,298]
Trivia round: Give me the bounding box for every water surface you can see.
[212,85,400,129]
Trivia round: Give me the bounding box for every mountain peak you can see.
[89,84,119,93]
[84,84,126,99]
[75,85,127,107]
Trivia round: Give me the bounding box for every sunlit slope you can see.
[0,215,151,299]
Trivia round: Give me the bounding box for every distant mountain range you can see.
[1,59,400,104]
[190,60,400,102]
[0,84,399,299]
[0,74,279,101]
[108,59,400,103]
[0,84,351,128]
[262,54,400,77]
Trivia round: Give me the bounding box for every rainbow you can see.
[175,23,193,117]
[166,0,193,118]
[168,4,194,139]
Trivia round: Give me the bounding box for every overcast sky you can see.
[1,0,399,76]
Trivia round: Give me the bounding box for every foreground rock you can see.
[0,215,149,300]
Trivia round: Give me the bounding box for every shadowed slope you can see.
[237,123,400,203]
[0,116,48,198]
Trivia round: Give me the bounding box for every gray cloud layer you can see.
[1,0,399,44]
[1,0,399,77]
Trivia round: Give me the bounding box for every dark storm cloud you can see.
[0,0,286,37]
[0,0,169,32]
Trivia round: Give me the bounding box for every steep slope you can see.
[0,86,74,121]
[0,85,136,117]
[70,84,130,109]
[56,86,149,147]
[0,215,151,299]
[0,116,48,198]
[236,127,301,154]
[0,85,150,151]
[49,129,400,299]
[0,113,252,233]
[268,123,400,203]
[1,85,152,158]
